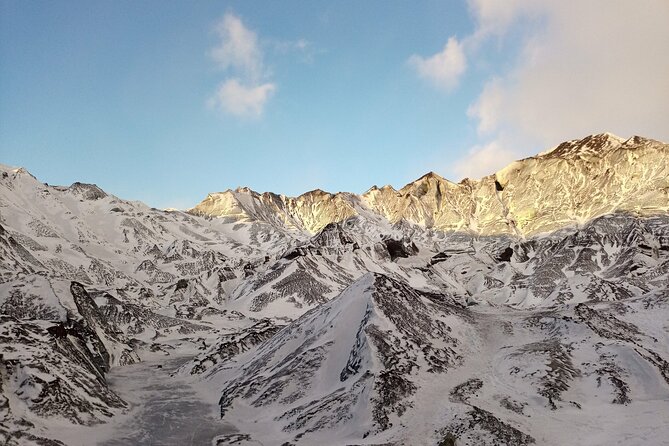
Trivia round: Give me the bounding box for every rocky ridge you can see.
[0,133,668,445]
[191,133,669,236]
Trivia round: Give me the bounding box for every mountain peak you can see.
[188,133,668,236]
[298,188,332,198]
[69,182,108,200]
[233,186,257,194]
[0,164,38,181]
[623,135,665,146]
[365,184,398,194]
[415,171,446,182]
[540,132,625,158]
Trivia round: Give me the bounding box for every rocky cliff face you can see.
[191,133,669,236]
[190,188,358,234]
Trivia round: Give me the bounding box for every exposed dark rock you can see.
[175,278,189,291]
[497,247,513,262]
[0,316,126,427]
[68,182,108,200]
[383,237,418,261]
[450,378,483,403]
[188,319,283,375]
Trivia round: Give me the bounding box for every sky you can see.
[1,1,668,209]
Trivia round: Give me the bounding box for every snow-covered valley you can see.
[59,355,236,446]
[1,133,669,445]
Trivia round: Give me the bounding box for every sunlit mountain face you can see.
[1,133,669,445]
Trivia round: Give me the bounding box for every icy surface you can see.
[45,356,235,446]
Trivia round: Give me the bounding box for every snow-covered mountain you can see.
[205,273,669,445]
[1,133,668,445]
[191,133,669,236]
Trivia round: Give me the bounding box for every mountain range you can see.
[1,133,668,445]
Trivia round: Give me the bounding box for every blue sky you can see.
[2,1,668,209]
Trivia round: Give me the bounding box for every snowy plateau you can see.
[1,133,669,446]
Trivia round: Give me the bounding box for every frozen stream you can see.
[82,355,236,446]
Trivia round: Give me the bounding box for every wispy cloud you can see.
[270,38,322,64]
[271,38,309,54]
[408,37,467,91]
[208,13,276,118]
[210,13,264,81]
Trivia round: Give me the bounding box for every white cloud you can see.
[409,37,467,91]
[442,0,669,181]
[467,78,503,134]
[467,0,539,41]
[208,13,276,118]
[208,79,275,118]
[210,13,264,81]
[464,0,669,150]
[451,140,519,180]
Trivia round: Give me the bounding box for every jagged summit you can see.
[233,186,255,194]
[365,184,397,193]
[414,171,447,182]
[191,133,669,236]
[3,133,668,236]
[298,188,331,197]
[540,132,626,158]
